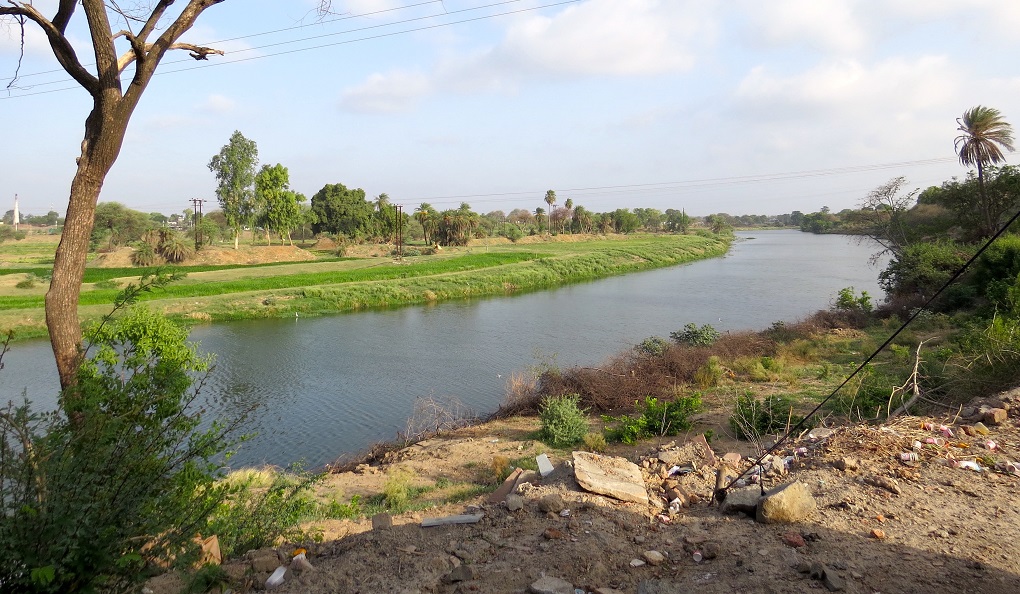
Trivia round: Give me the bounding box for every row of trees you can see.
[208,131,308,248]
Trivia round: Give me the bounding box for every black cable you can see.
[720,205,1020,496]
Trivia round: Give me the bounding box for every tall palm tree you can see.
[544,190,556,235]
[955,105,1015,236]
[414,203,437,245]
[535,207,546,233]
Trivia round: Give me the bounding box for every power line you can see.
[2,0,577,99]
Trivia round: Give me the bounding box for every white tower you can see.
[13,194,20,231]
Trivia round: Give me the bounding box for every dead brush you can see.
[399,395,476,445]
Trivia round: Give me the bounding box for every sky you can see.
[2,0,1019,219]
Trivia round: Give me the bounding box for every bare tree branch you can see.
[1,1,100,93]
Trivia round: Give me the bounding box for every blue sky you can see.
[2,0,1019,219]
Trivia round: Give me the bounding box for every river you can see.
[0,230,886,468]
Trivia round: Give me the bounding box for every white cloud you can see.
[200,94,236,114]
[338,0,715,112]
[741,0,868,54]
[340,70,431,113]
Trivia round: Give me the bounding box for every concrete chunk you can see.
[756,481,817,524]
[573,451,649,504]
[536,453,554,477]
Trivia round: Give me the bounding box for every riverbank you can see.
[0,232,730,340]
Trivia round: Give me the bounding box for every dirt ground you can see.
[89,245,317,268]
[147,390,1020,594]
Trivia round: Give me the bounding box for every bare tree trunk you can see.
[46,109,130,389]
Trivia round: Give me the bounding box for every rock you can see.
[372,513,393,530]
[782,531,806,548]
[808,427,835,440]
[530,576,574,594]
[642,550,665,565]
[824,571,847,591]
[870,528,886,539]
[721,452,742,466]
[572,451,650,504]
[756,481,817,524]
[720,486,760,515]
[506,494,525,511]
[538,494,565,513]
[984,408,1008,425]
[488,467,524,503]
[665,487,687,507]
[249,549,282,573]
[443,565,475,583]
[864,475,902,495]
[543,527,565,540]
[689,433,717,467]
[810,562,827,580]
[596,589,627,594]
[701,542,721,559]
[833,457,859,472]
[630,558,647,567]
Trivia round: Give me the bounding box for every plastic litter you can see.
[973,422,990,435]
[693,551,703,563]
[939,425,954,438]
[899,452,919,461]
[266,566,287,589]
[291,551,313,572]
[985,440,997,451]
[912,441,923,450]
[957,460,982,472]
[924,437,946,447]
[559,509,571,517]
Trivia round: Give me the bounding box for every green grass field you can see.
[0,233,731,339]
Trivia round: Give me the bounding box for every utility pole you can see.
[190,198,205,251]
[395,204,404,260]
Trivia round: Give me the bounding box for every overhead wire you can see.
[1,0,578,99]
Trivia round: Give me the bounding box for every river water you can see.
[0,231,885,468]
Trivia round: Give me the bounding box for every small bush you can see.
[834,286,873,313]
[490,455,512,484]
[694,355,724,388]
[383,468,414,511]
[538,394,589,447]
[131,242,162,267]
[635,336,670,357]
[582,432,607,453]
[15,275,36,289]
[603,394,702,444]
[729,392,802,440]
[94,279,120,290]
[670,323,721,346]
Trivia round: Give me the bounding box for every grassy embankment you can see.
[0,233,730,339]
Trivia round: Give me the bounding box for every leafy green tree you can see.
[0,293,241,593]
[208,131,259,249]
[434,203,480,246]
[535,207,546,233]
[919,165,1020,240]
[255,164,304,246]
[664,209,691,233]
[612,209,641,233]
[310,183,372,239]
[634,208,664,231]
[415,203,438,245]
[955,105,1016,237]
[92,202,152,251]
[572,205,593,234]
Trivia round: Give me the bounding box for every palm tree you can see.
[414,203,437,245]
[955,105,1015,236]
[535,207,546,233]
[544,190,556,235]
[563,198,573,233]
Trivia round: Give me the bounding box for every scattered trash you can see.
[692,551,704,563]
[291,551,314,572]
[899,452,919,462]
[957,460,983,472]
[559,509,571,517]
[421,513,485,527]
[985,440,997,451]
[912,441,923,450]
[266,566,287,589]
[924,437,946,447]
[973,422,991,435]
[795,447,808,455]
[939,425,954,438]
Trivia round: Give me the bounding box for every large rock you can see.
[573,452,649,504]
[720,486,760,515]
[756,481,817,524]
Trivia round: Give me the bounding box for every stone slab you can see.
[537,453,554,477]
[572,451,649,504]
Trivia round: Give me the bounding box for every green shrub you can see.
[15,275,37,289]
[603,394,702,444]
[94,279,120,290]
[729,392,802,440]
[131,242,161,267]
[582,432,607,453]
[0,302,241,593]
[694,355,724,388]
[208,467,320,558]
[635,336,669,356]
[670,322,720,346]
[834,287,873,313]
[538,394,589,447]
[382,468,414,511]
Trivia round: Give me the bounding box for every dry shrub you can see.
[400,395,476,444]
[491,372,541,418]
